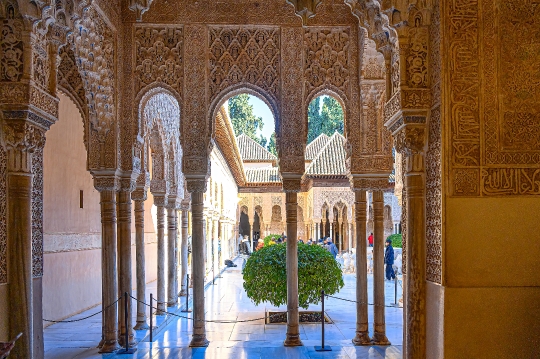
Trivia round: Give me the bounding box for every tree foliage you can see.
[307,96,344,143]
[267,132,277,156]
[243,243,344,309]
[228,94,265,145]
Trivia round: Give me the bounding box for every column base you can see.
[352,332,371,345]
[284,334,304,347]
[189,334,210,347]
[179,289,187,297]
[371,332,391,346]
[118,334,136,348]
[167,300,177,307]
[133,321,149,330]
[98,339,120,353]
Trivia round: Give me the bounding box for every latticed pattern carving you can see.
[58,46,88,119]
[134,26,184,95]
[208,26,280,101]
[32,147,44,278]
[0,146,6,283]
[304,27,350,99]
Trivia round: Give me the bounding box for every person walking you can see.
[239,235,252,270]
[326,238,339,259]
[385,238,395,280]
[368,232,374,247]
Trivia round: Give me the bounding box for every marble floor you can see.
[44,259,403,358]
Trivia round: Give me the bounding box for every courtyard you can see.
[44,258,403,359]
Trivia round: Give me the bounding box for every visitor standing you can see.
[256,239,264,251]
[239,236,252,270]
[368,232,374,247]
[385,238,395,280]
[326,238,339,259]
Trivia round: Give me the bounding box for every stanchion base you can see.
[116,348,137,354]
[315,346,332,352]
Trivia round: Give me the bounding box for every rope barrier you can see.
[43,297,122,323]
[324,294,402,309]
[128,294,277,324]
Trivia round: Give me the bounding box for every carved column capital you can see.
[185,177,208,194]
[1,121,45,173]
[386,114,427,157]
[350,175,391,192]
[281,174,302,193]
[92,170,120,192]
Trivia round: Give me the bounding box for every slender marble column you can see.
[372,190,390,345]
[133,199,149,329]
[189,189,209,347]
[206,217,213,275]
[117,190,135,346]
[156,205,166,314]
[405,153,426,358]
[352,190,370,345]
[179,208,189,296]
[167,208,178,306]
[213,219,219,274]
[284,191,302,346]
[99,189,121,352]
[5,141,35,358]
[315,222,319,239]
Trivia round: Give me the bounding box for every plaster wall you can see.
[433,197,540,358]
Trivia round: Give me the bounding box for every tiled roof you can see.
[305,134,330,160]
[236,134,277,161]
[245,167,282,183]
[306,132,348,176]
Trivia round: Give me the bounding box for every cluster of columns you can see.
[95,174,190,352]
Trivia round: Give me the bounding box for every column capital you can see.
[185,177,208,194]
[281,173,302,193]
[385,113,427,157]
[350,175,390,192]
[118,170,139,192]
[1,120,46,173]
[92,170,120,192]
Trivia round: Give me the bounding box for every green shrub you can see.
[263,234,281,246]
[243,243,344,309]
[387,234,402,248]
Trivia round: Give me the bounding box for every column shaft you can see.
[117,191,135,346]
[99,190,120,352]
[213,220,219,275]
[7,172,33,358]
[133,200,149,329]
[353,190,370,345]
[179,209,189,296]
[190,191,209,347]
[284,192,303,346]
[156,205,166,313]
[167,208,178,306]
[405,156,426,358]
[372,190,390,344]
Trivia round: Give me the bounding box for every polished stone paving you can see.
[44,259,403,358]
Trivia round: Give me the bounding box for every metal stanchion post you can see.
[315,290,331,352]
[117,292,137,354]
[181,274,192,313]
[150,293,153,342]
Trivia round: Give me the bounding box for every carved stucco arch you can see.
[208,83,280,141]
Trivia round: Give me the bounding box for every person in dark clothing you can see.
[326,238,339,259]
[385,238,395,280]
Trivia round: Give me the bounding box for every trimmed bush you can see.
[263,234,281,246]
[243,243,344,309]
[387,233,402,248]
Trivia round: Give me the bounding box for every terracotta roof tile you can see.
[306,132,348,176]
[245,167,282,183]
[236,134,277,161]
[305,134,330,160]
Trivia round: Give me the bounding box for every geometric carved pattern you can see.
[426,107,442,283]
[0,146,6,283]
[0,16,24,82]
[208,26,280,102]
[304,27,350,100]
[32,146,44,278]
[58,46,88,120]
[134,26,184,95]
